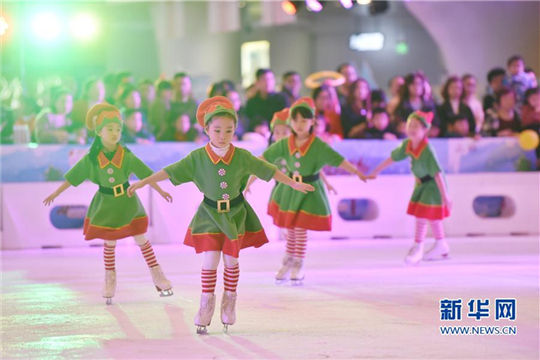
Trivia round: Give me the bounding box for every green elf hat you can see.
[86,103,123,134]
[290,96,315,119]
[196,96,238,127]
[270,108,290,131]
[407,110,434,129]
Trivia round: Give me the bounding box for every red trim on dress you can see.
[405,138,428,159]
[407,201,450,220]
[267,200,332,231]
[83,216,148,240]
[184,228,269,258]
[204,143,236,165]
[287,134,316,156]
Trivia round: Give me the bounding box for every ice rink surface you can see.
[2,235,539,359]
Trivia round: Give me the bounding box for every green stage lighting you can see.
[70,13,98,41]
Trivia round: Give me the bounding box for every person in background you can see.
[370,89,387,110]
[160,113,201,142]
[482,87,521,137]
[483,67,506,112]
[444,115,472,138]
[279,71,302,106]
[171,72,198,127]
[394,72,439,138]
[504,55,536,105]
[364,108,398,140]
[245,68,287,139]
[521,87,540,129]
[386,75,404,115]
[72,78,105,131]
[150,80,173,140]
[461,74,484,134]
[437,76,475,137]
[336,62,358,107]
[226,88,248,139]
[340,78,371,138]
[121,109,155,144]
[138,79,156,114]
[312,84,343,138]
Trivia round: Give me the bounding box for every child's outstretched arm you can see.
[338,160,373,182]
[320,172,337,195]
[244,175,257,195]
[43,181,72,206]
[434,172,452,212]
[148,182,173,203]
[127,170,170,197]
[369,157,394,178]
[272,171,315,194]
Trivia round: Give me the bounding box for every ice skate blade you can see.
[423,254,450,261]
[275,278,288,285]
[157,287,173,297]
[223,324,230,333]
[196,326,208,335]
[290,279,304,286]
[105,297,113,305]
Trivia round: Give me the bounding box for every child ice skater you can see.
[43,103,173,304]
[370,110,452,265]
[263,97,370,285]
[127,96,314,334]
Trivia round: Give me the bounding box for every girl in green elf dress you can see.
[127,96,314,334]
[44,103,174,304]
[263,97,371,285]
[369,110,452,265]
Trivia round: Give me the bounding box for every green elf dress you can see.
[64,145,153,240]
[164,143,277,258]
[390,138,450,220]
[263,133,344,231]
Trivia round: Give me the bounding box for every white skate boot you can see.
[275,255,293,284]
[194,293,216,335]
[103,270,116,305]
[221,291,237,333]
[150,265,173,297]
[289,258,305,286]
[423,240,450,261]
[404,243,424,265]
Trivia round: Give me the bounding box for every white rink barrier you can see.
[1,172,538,249]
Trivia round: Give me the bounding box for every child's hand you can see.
[127,182,144,197]
[357,172,376,182]
[159,189,173,203]
[291,182,315,194]
[43,193,57,206]
[443,197,453,212]
[325,182,337,195]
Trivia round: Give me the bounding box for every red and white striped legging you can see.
[286,228,308,259]
[414,218,445,243]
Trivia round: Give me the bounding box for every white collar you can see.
[210,142,230,157]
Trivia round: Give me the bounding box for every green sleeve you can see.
[64,154,90,186]
[243,150,277,182]
[163,152,194,185]
[263,139,284,163]
[424,145,442,176]
[390,140,409,162]
[128,152,154,180]
[318,139,345,167]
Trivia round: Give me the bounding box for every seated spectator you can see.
[245,68,287,139]
[138,79,156,114]
[313,84,343,138]
[445,115,472,138]
[34,87,84,144]
[386,75,404,115]
[525,67,538,88]
[279,71,302,106]
[340,78,371,138]
[225,88,249,139]
[160,113,200,142]
[13,95,40,143]
[483,67,506,111]
[462,74,484,133]
[364,108,397,140]
[171,72,198,127]
[437,76,475,137]
[121,109,154,144]
[314,114,341,144]
[483,87,521,137]
[521,87,540,130]
[71,77,105,130]
[394,72,439,138]
[150,80,173,140]
[208,80,236,97]
[336,62,358,107]
[370,89,387,109]
[113,71,134,105]
[504,55,536,105]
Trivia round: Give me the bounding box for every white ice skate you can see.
[423,240,450,261]
[103,269,116,305]
[221,291,237,333]
[275,255,293,284]
[195,293,216,335]
[150,265,173,297]
[404,243,424,265]
[289,258,305,286]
